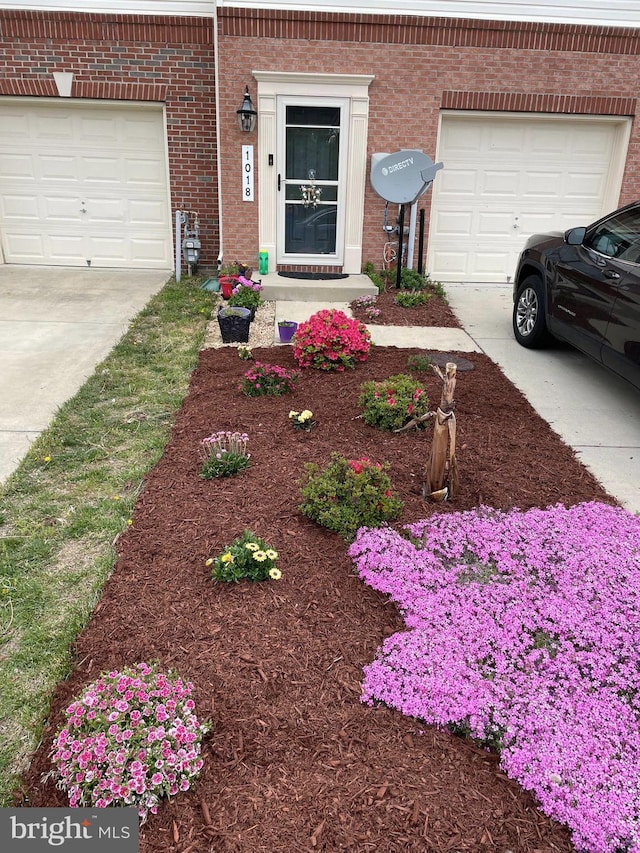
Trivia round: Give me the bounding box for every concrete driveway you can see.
[0,265,170,483]
[446,282,640,514]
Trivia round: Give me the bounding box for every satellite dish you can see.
[370,149,443,204]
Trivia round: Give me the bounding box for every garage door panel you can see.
[437,169,478,196]
[0,154,34,180]
[430,114,628,281]
[477,211,514,236]
[83,157,122,183]
[1,194,40,220]
[482,170,519,196]
[522,171,564,197]
[0,101,172,269]
[43,196,83,222]
[40,156,80,182]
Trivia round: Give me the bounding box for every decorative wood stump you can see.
[424,362,458,501]
[395,361,458,501]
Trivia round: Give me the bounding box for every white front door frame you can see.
[253,71,373,274]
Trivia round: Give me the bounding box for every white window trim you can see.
[253,71,373,273]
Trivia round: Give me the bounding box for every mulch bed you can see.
[350,288,460,327]
[18,344,617,853]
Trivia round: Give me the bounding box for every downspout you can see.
[213,1,223,270]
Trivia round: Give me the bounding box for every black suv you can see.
[512,200,640,391]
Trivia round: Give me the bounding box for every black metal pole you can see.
[417,208,425,275]
[395,204,405,289]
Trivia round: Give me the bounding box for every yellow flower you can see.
[112,495,120,501]
[43,455,51,463]
[127,519,133,526]
[300,410,312,420]
[253,551,267,562]
[289,411,299,419]
[245,542,259,551]
[205,558,214,566]
[269,568,282,581]
[265,549,278,560]
[221,552,234,564]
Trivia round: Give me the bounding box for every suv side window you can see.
[585,208,640,263]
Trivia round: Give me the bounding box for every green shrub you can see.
[362,261,386,293]
[299,453,403,541]
[407,352,434,373]
[359,374,430,431]
[208,529,281,582]
[394,290,431,308]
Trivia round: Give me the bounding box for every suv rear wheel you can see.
[513,275,551,348]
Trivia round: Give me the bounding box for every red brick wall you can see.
[0,10,219,268]
[217,8,640,273]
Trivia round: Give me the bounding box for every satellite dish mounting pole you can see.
[395,204,405,289]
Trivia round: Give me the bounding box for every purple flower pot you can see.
[278,321,298,343]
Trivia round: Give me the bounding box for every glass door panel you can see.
[279,102,344,261]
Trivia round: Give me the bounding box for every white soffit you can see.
[1,0,638,27]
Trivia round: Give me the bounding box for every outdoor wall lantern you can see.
[237,86,257,132]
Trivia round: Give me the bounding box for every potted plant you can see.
[217,305,252,343]
[218,262,243,299]
[228,276,263,319]
[277,320,298,343]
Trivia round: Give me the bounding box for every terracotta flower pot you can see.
[219,275,238,299]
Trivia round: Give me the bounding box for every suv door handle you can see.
[604,270,621,280]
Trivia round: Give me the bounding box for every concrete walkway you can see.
[0,266,169,483]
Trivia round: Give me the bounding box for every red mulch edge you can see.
[18,344,616,853]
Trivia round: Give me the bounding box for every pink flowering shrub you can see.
[241,361,298,396]
[359,374,430,431]
[349,502,640,853]
[293,309,371,371]
[50,662,209,821]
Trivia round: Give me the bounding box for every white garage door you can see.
[0,100,172,269]
[428,113,630,282]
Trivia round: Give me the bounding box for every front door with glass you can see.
[277,100,347,265]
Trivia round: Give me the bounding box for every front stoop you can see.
[259,272,377,302]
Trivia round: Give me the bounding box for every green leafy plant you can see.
[407,352,434,372]
[228,277,263,312]
[50,662,209,821]
[359,374,430,431]
[241,361,299,396]
[199,430,250,479]
[362,261,386,293]
[207,529,281,582]
[293,309,371,372]
[237,345,253,360]
[394,289,431,308]
[288,409,315,431]
[299,453,403,541]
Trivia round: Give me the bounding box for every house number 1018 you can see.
[242,145,254,202]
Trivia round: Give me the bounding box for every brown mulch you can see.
[18,343,617,853]
[350,288,460,327]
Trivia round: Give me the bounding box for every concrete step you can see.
[259,272,377,302]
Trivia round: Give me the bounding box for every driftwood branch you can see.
[424,362,459,501]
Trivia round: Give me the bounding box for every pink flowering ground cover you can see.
[349,501,640,853]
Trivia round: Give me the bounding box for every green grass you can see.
[0,274,212,804]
